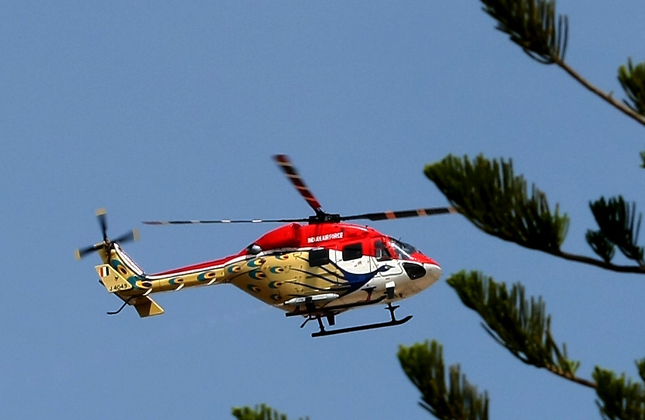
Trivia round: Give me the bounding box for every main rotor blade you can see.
[142,217,309,225]
[273,154,324,216]
[341,206,457,222]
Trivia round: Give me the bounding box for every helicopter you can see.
[76,155,456,337]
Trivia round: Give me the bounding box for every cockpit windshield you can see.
[388,238,419,261]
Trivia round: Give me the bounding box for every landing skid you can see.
[308,303,412,338]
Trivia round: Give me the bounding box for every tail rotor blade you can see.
[76,209,139,260]
[96,208,108,241]
[113,229,140,244]
[75,243,105,260]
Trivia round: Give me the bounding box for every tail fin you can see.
[95,264,132,293]
[96,245,165,318]
[77,209,163,317]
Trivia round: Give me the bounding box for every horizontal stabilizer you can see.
[96,264,132,293]
[134,296,165,318]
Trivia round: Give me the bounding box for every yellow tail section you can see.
[133,296,165,317]
[96,251,165,318]
[95,264,132,293]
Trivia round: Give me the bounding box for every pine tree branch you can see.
[447,271,595,388]
[425,154,569,253]
[593,366,645,420]
[618,59,645,118]
[480,0,568,64]
[555,58,645,128]
[544,364,597,388]
[425,155,645,275]
[398,340,490,420]
[231,404,309,420]
[481,0,645,128]
[552,250,645,274]
[588,197,645,266]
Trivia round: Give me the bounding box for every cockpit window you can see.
[374,240,392,261]
[389,238,419,261]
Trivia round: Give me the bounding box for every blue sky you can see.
[1,1,644,419]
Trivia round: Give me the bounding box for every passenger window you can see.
[342,243,363,261]
[309,248,330,267]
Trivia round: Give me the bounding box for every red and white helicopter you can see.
[76,155,455,337]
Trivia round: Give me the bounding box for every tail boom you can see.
[95,244,237,317]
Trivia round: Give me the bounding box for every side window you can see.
[309,248,330,267]
[374,240,391,261]
[342,243,363,261]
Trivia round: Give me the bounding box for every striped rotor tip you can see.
[341,206,458,222]
[274,154,324,214]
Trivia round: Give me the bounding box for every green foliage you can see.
[637,359,645,383]
[231,404,308,420]
[447,271,583,382]
[618,58,645,117]
[586,229,616,264]
[411,3,645,420]
[482,0,645,129]
[588,197,644,265]
[593,366,645,420]
[398,340,489,420]
[424,154,569,253]
[480,0,568,64]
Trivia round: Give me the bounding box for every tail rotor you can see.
[75,208,139,260]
